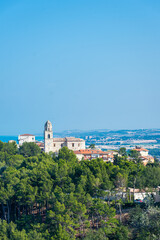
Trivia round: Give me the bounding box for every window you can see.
[72,143,74,147]
[78,143,80,147]
[48,134,50,138]
[61,144,63,147]
[54,144,56,147]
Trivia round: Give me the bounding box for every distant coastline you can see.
[0,135,44,143]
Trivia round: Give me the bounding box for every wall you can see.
[18,136,35,146]
[140,151,148,157]
[67,141,85,151]
[52,141,65,152]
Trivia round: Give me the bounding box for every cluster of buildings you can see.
[131,146,154,165]
[74,149,119,162]
[104,187,160,203]
[17,120,154,165]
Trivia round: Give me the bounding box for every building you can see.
[74,149,117,162]
[133,146,154,165]
[8,140,17,144]
[133,146,149,157]
[139,155,154,166]
[104,188,159,202]
[44,120,85,153]
[18,134,35,146]
[35,141,44,151]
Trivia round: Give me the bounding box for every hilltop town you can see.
[16,120,156,165]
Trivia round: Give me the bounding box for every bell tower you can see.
[44,120,53,153]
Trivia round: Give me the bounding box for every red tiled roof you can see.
[133,148,148,152]
[74,149,107,155]
[140,155,154,160]
[36,142,44,147]
[20,134,35,136]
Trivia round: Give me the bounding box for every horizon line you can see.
[1,127,160,136]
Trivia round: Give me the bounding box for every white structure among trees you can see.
[18,134,35,146]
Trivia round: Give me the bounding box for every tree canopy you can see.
[0,141,159,239]
[19,142,41,157]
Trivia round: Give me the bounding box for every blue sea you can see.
[0,135,44,143]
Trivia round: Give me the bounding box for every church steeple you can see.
[44,120,53,152]
[44,120,52,132]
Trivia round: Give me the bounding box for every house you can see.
[18,134,35,146]
[8,140,17,144]
[103,188,158,202]
[128,188,156,201]
[133,146,154,165]
[35,141,44,151]
[133,146,149,157]
[74,149,116,162]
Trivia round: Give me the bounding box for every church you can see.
[44,120,85,153]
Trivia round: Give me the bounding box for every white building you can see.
[133,146,154,165]
[18,134,35,146]
[44,120,85,153]
[134,146,149,157]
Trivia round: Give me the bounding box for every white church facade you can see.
[44,120,85,153]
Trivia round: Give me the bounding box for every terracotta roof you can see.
[20,134,35,136]
[128,188,146,193]
[74,149,107,155]
[140,155,154,160]
[133,148,148,152]
[36,142,44,147]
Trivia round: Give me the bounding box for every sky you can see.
[0,0,160,135]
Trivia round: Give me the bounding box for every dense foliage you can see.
[0,142,160,239]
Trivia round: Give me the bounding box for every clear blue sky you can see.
[0,0,160,135]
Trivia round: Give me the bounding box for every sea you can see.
[0,135,44,143]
